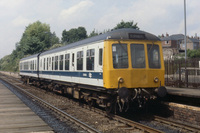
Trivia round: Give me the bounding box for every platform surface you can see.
[167,86,200,98]
[0,82,53,133]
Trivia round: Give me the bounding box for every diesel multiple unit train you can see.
[19,28,167,112]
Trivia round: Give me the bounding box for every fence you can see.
[164,58,200,88]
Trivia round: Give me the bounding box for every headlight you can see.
[154,77,159,83]
[118,77,124,83]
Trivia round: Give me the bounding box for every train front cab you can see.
[103,39,167,109]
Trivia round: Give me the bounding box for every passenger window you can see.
[77,51,83,70]
[72,53,74,66]
[87,49,95,70]
[33,60,34,70]
[19,63,21,70]
[99,48,103,66]
[40,59,42,68]
[112,44,128,68]
[49,58,51,70]
[55,56,58,70]
[131,44,145,68]
[65,54,70,70]
[52,57,54,70]
[43,58,46,70]
[47,58,49,70]
[34,60,36,70]
[60,55,64,70]
[30,61,32,70]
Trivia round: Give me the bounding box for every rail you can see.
[0,72,164,133]
[154,115,200,132]
[0,75,101,133]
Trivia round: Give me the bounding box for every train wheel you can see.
[105,97,117,115]
[88,99,95,109]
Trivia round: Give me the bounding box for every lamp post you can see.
[184,0,188,87]
[184,0,187,60]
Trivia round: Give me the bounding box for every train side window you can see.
[47,58,49,70]
[30,61,32,70]
[49,58,51,70]
[77,51,83,70]
[30,61,31,70]
[72,53,74,66]
[26,61,29,70]
[99,48,103,66]
[40,59,42,69]
[65,54,70,70]
[55,56,58,70]
[131,44,145,68]
[24,62,27,70]
[32,60,34,70]
[87,49,95,70]
[19,63,21,70]
[60,55,64,70]
[34,60,35,70]
[32,60,35,70]
[32,60,33,70]
[21,63,23,70]
[43,58,46,70]
[52,57,54,70]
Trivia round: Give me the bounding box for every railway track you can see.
[0,75,100,133]
[154,115,200,133]
[1,72,200,132]
[0,73,163,133]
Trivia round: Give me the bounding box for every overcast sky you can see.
[0,0,199,59]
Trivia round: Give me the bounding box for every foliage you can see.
[61,27,87,44]
[88,29,99,38]
[0,21,59,72]
[0,20,140,72]
[19,21,59,55]
[113,20,139,30]
[187,49,200,58]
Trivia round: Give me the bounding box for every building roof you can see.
[161,34,200,44]
[160,34,184,41]
[189,38,200,43]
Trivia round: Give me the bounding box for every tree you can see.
[19,21,59,55]
[187,49,200,58]
[113,20,139,30]
[88,29,99,38]
[0,21,59,72]
[61,27,87,44]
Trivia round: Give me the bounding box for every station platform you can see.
[0,82,53,132]
[166,86,200,98]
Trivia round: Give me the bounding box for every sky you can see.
[0,0,200,59]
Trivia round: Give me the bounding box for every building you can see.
[160,33,200,60]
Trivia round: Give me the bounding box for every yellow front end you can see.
[103,40,165,89]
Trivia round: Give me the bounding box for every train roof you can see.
[20,53,39,61]
[20,28,160,61]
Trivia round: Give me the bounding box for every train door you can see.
[97,43,104,86]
